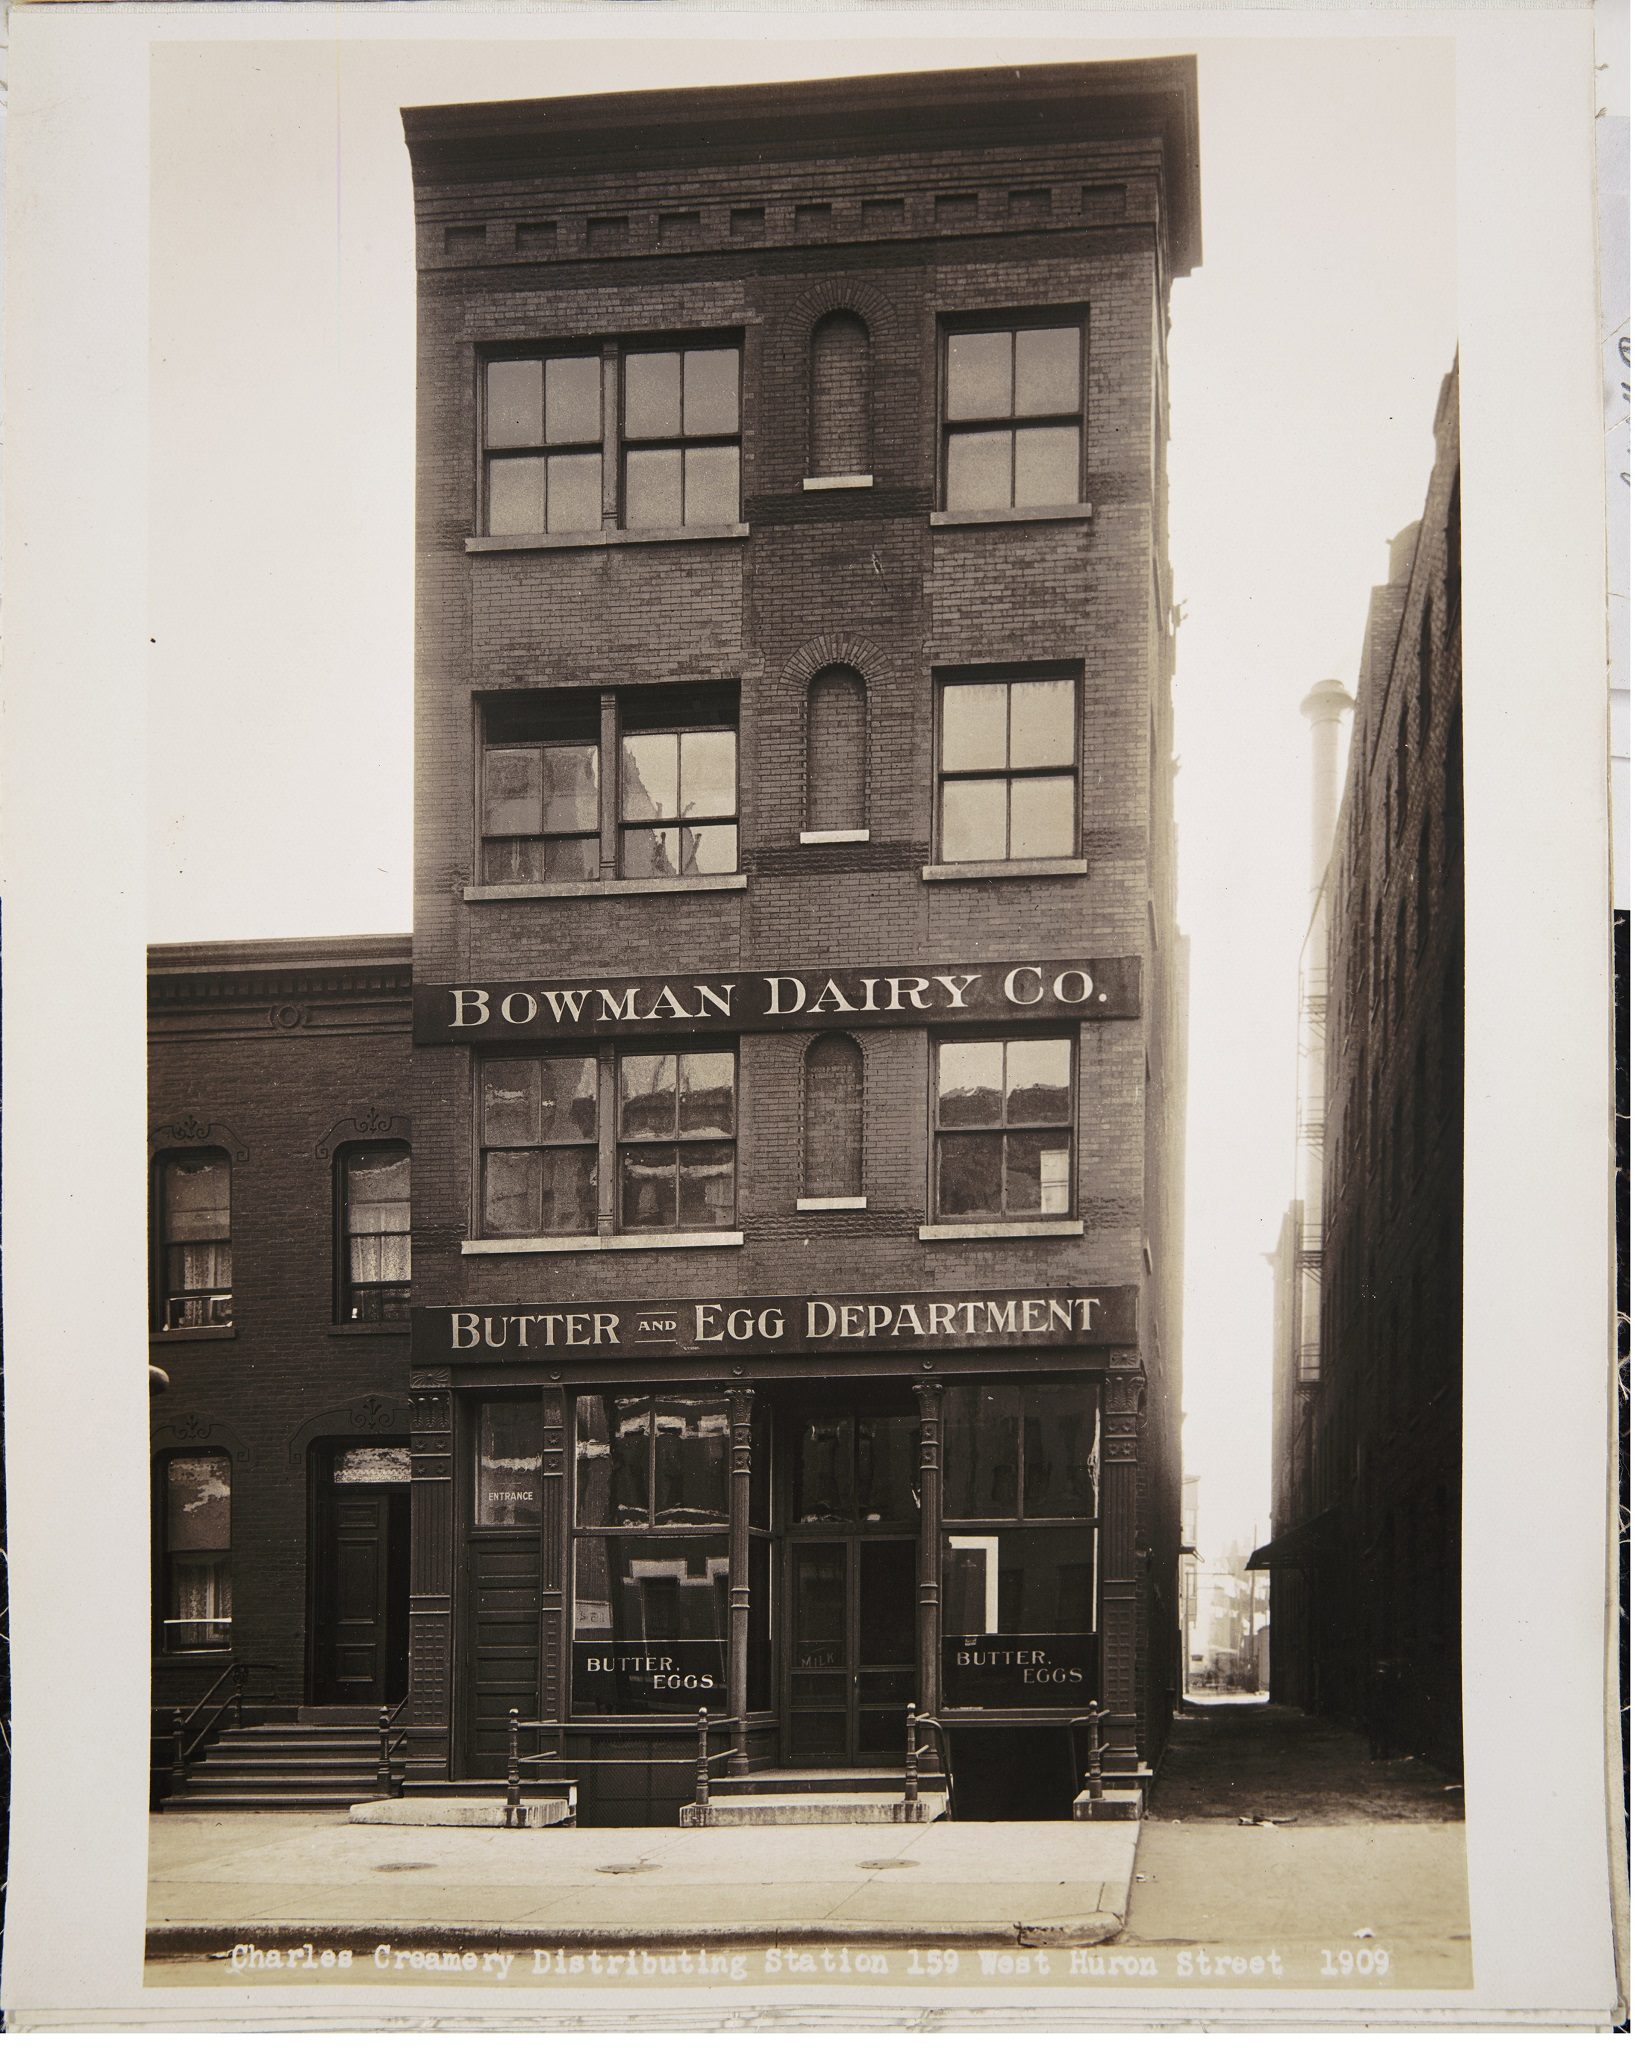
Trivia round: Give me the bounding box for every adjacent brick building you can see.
[1258,366,1463,1770]
[151,58,1200,1823]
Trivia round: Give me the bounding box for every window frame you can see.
[153,1147,234,1334]
[933,669,1081,865]
[938,311,1086,514]
[928,1029,1078,1225]
[478,332,744,539]
[334,1139,412,1325]
[156,1448,233,1656]
[473,1040,739,1244]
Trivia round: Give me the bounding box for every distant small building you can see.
[1255,366,1462,1770]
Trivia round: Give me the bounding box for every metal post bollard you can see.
[505,1707,523,1828]
[905,1702,919,1808]
[377,1707,394,1798]
[1084,1697,1105,1800]
[695,1706,712,1809]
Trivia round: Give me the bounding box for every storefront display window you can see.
[474,1400,543,1526]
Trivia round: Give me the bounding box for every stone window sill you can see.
[922,857,1088,883]
[796,1196,867,1212]
[466,524,749,554]
[798,829,870,845]
[802,474,874,492]
[463,1230,744,1256]
[918,1219,1084,1242]
[466,875,747,902]
[930,504,1092,529]
[152,1326,237,1344]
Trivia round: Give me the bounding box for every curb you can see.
[146,1913,1125,1960]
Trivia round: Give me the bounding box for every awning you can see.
[1245,1509,1338,1571]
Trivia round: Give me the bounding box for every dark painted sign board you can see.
[414,956,1140,1043]
[414,1285,1135,1364]
[941,1633,1098,1707]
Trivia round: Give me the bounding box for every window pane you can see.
[539,836,599,882]
[167,1453,232,1552]
[488,456,545,534]
[476,1402,542,1527]
[1005,1129,1071,1215]
[575,1395,614,1523]
[679,729,736,818]
[482,749,543,838]
[683,348,739,435]
[1014,327,1080,415]
[793,1417,854,1523]
[480,1150,539,1237]
[620,1143,678,1229]
[678,1051,734,1137]
[856,1414,918,1522]
[941,683,1009,771]
[622,824,680,877]
[346,1145,411,1231]
[543,355,601,444]
[998,1525,1094,1631]
[540,1149,597,1234]
[683,444,740,525]
[937,1131,1004,1217]
[1009,678,1075,768]
[620,1053,677,1138]
[681,823,738,875]
[164,1154,230,1241]
[482,837,547,885]
[941,778,1008,861]
[677,1142,735,1227]
[1010,775,1075,858]
[621,732,678,822]
[545,452,603,534]
[942,1385,1018,1517]
[654,1400,730,1524]
[946,430,1011,512]
[350,1231,411,1285]
[938,1039,1004,1126]
[624,351,681,438]
[540,1055,599,1142]
[486,359,541,448]
[540,743,600,834]
[1006,1037,1071,1124]
[1013,424,1080,507]
[481,1061,539,1146]
[608,1397,653,1524]
[625,447,683,529]
[167,1242,230,1293]
[946,330,1012,420]
[570,1535,730,1699]
[1022,1383,1094,1517]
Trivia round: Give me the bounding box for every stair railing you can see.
[377,1695,410,1798]
[508,1708,741,1827]
[1081,1696,1109,1799]
[154,1659,276,1806]
[905,1705,955,1817]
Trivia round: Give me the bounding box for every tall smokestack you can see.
[1299,678,1354,901]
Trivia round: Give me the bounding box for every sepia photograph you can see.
[0,1,1620,2030]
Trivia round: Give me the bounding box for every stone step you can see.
[680,1790,949,1827]
[164,1790,366,1811]
[730,1770,947,1796]
[350,1795,575,1830]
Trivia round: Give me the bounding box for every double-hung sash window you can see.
[934,1035,1074,1220]
[938,675,1077,861]
[161,1451,233,1651]
[479,686,738,884]
[477,1047,737,1241]
[481,338,742,537]
[338,1142,411,1323]
[156,1149,233,1331]
[942,319,1083,512]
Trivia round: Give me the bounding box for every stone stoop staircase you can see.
[680,1765,950,1827]
[163,1707,390,1813]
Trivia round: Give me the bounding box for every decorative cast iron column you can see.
[915,1379,943,1713]
[1098,1358,1144,1775]
[540,1385,569,1731]
[407,1378,453,1782]
[727,1385,754,1772]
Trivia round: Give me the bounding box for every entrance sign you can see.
[414,956,1140,1043]
[942,1633,1098,1707]
[414,1284,1135,1363]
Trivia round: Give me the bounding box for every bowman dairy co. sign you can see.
[413,1284,1136,1364]
[413,956,1140,1043]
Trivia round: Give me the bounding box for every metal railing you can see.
[905,1704,955,1816]
[506,1708,741,1829]
[376,1695,410,1798]
[1080,1697,1109,1800]
[152,1659,275,1805]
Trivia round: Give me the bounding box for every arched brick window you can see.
[158,1450,233,1652]
[809,311,870,477]
[806,665,868,834]
[803,1034,864,1200]
[154,1148,233,1331]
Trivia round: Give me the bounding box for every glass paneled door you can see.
[783,1401,918,1763]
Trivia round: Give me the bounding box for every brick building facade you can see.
[150,58,1199,1823]
[1259,367,1463,1770]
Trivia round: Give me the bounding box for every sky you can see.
[146,20,1456,1564]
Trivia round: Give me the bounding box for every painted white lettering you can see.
[757,1308,786,1341]
[1003,965,1045,1006]
[451,1312,481,1350]
[764,976,809,1017]
[1053,968,1096,1005]
[646,985,691,1022]
[839,1303,866,1338]
[1048,1300,1074,1333]
[540,988,589,1025]
[892,1303,927,1337]
[695,983,735,1020]
[867,1304,893,1336]
[886,976,932,1010]
[696,1302,725,1344]
[959,1301,983,1334]
[857,978,884,1012]
[985,1301,1018,1334]
[1075,1296,1101,1331]
[809,978,858,1015]
[563,1314,590,1345]
[500,990,538,1026]
[934,973,981,1008]
[806,1300,838,1339]
[593,1313,618,1345]
[597,987,641,1022]
[482,1316,510,1349]
[450,987,491,1028]
[925,1302,957,1337]
[1021,1298,1049,1333]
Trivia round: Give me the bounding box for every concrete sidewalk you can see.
[146,1813,1138,1958]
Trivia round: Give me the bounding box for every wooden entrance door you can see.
[313,1450,411,1705]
